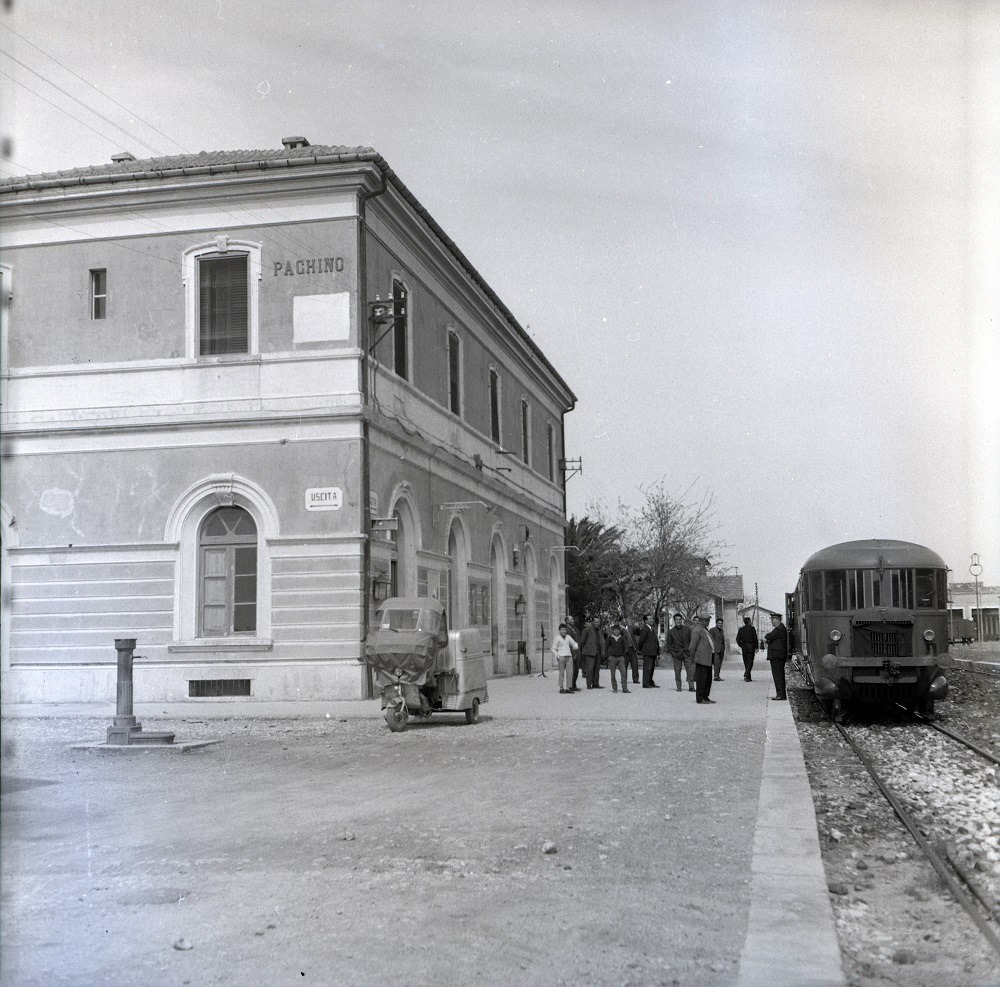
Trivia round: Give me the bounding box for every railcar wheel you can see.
[465,698,480,725]
[385,704,408,732]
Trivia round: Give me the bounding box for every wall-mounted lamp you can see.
[372,572,391,602]
[514,594,526,617]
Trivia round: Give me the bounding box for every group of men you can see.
[551,612,790,704]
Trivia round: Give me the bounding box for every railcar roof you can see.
[801,539,946,572]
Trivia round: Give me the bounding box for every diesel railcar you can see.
[790,539,950,720]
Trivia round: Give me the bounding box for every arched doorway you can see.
[490,535,506,675]
[447,518,469,627]
[550,556,562,642]
[522,543,537,672]
[388,495,418,598]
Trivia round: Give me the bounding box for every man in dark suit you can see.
[709,618,726,681]
[764,613,789,700]
[667,612,693,692]
[579,616,603,689]
[736,616,759,682]
[636,613,660,688]
[622,621,640,684]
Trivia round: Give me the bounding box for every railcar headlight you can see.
[923,629,936,642]
[829,629,843,643]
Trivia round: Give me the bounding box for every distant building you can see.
[948,582,999,641]
[0,139,576,703]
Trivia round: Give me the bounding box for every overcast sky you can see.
[2,0,997,610]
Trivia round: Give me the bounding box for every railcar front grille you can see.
[851,623,913,658]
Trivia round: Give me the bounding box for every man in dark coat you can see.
[622,621,640,684]
[579,617,603,689]
[635,613,660,688]
[764,613,789,700]
[709,618,726,681]
[736,617,759,682]
[667,612,694,692]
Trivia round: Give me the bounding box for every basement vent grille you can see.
[188,679,251,698]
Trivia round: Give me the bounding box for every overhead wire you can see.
[0,33,363,288]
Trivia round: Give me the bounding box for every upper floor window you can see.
[392,279,408,379]
[489,368,501,443]
[448,329,462,416]
[199,255,247,355]
[520,398,530,465]
[547,423,556,482]
[199,506,258,636]
[90,269,107,320]
[183,239,261,359]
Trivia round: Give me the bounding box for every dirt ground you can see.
[1,697,767,987]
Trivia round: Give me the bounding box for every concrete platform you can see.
[2,662,846,986]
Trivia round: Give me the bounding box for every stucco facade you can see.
[0,141,575,702]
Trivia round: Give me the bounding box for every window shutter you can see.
[200,255,249,355]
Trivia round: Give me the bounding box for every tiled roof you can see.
[0,144,378,192]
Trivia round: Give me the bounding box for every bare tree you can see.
[616,481,724,625]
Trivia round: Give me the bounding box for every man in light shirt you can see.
[552,623,577,694]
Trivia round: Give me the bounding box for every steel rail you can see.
[835,723,1000,956]
[900,707,1000,767]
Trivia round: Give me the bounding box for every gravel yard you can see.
[790,653,1000,987]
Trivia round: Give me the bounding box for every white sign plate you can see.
[305,487,343,511]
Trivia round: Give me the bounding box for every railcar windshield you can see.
[803,566,947,612]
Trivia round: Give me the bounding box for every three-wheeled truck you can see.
[364,597,489,732]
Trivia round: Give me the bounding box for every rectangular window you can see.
[392,280,408,380]
[890,569,914,609]
[914,568,939,609]
[520,400,530,465]
[848,569,865,610]
[547,424,555,482]
[869,569,882,606]
[823,570,848,611]
[199,255,248,355]
[809,571,823,611]
[489,369,501,443]
[448,330,461,415]
[90,269,107,320]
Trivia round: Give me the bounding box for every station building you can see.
[0,138,576,703]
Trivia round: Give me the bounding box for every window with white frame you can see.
[392,279,409,379]
[90,269,107,320]
[448,329,462,416]
[199,506,258,636]
[183,239,261,358]
[520,398,530,465]
[489,368,501,443]
[547,422,556,482]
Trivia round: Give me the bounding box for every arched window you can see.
[199,507,258,636]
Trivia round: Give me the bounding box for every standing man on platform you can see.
[709,618,726,681]
[667,612,694,692]
[688,615,716,704]
[736,616,759,682]
[623,620,640,685]
[606,621,629,693]
[764,613,789,700]
[579,615,603,689]
[636,613,660,688]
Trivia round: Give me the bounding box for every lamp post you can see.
[970,554,983,644]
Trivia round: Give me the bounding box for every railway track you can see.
[837,717,1000,956]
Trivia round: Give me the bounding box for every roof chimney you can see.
[281,136,310,150]
[111,151,136,162]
